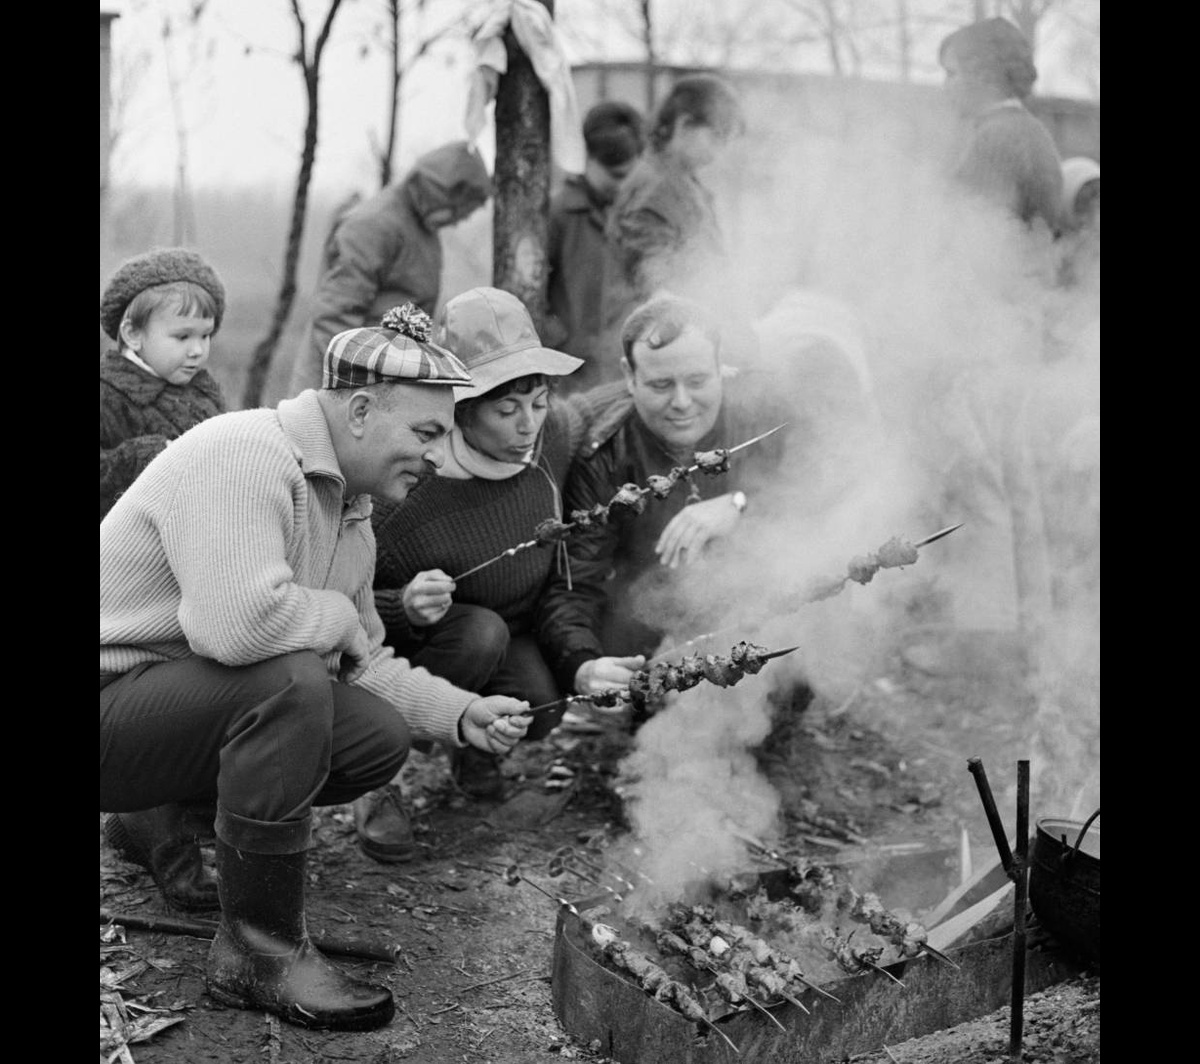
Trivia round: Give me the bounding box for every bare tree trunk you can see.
[817,0,845,75]
[241,0,345,410]
[640,0,656,117]
[160,9,201,245]
[492,0,553,331]
[379,0,402,188]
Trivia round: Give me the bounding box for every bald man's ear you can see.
[345,390,373,438]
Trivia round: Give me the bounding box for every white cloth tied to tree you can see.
[465,0,586,175]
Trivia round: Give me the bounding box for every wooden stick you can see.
[99,908,396,964]
[1009,760,1030,1062]
[459,967,534,992]
[967,757,1015,876]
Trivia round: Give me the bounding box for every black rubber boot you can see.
[205,839,395,1031]
[104,805,221,913]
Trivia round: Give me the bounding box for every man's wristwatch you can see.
[730,491,748,514]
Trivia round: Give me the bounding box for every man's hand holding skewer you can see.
[402,569,456,626]
[461,696,532,755]
[574,655,645,703]
[655,493,744,569]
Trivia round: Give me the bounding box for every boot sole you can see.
[357,837,416,864]
[206,982,395,1031]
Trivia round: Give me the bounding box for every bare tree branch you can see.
[242,0,347,409]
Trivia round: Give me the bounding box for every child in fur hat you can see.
[99,248,229,520]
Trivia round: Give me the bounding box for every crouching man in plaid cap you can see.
[100,305,531,1032]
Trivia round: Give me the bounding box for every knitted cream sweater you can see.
[99,391,475,746]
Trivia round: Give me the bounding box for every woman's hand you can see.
[402,569,456,627]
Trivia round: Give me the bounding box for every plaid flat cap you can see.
[322,303,473,389]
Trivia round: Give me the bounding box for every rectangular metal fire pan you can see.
[551,904,1083,1064]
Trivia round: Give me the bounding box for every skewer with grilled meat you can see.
[667,904,837,1005]
[589,923,741,1053]
[654,930,787,1031]
[843,887,959,968]
[530,642,798,719]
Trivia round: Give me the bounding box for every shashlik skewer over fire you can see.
[589,923,741,1055]
[666,904,839,1006]
[784,860,956,970]
[529,642,797,718]
[653,930,788,1031]
[449,423,786,581]
[798,523,963,604]
[503,864,739,1052]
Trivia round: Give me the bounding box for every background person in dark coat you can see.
[289,141,492,395]
[99,247,228,521]
[604,75,744,312]
[545,100,645,395]
[939,17,1063,234]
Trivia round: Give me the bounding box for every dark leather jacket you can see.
[535,376,789,691]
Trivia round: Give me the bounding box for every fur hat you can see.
[100,247,226,341]
[323,304,473,389]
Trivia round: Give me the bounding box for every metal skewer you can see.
[548,856,625,903]
[912,521,964,548]
[731,989,789,1031]
[863,961,907,988]
[682,422,788,474]
[920,943,960,970]
[529,646,799,716]
[449,425,788,583]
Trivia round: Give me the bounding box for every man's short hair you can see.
[582,101,646,168]
[620,295,723,370]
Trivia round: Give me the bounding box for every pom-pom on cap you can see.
[322,303,473,389]
[100,247,226,340]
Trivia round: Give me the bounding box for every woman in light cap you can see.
[353,288,596,857]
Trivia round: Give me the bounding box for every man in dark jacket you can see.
[290,141,492,394]
[545,100,645,395]
[536,294,788,706]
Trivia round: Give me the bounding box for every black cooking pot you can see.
[1029,810,1100,964]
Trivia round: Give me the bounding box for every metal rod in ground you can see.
[1009,759,1030,1062]
[100,908,397,964]
[966,757,1015,876]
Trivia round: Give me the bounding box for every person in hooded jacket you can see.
[289,141,492,395]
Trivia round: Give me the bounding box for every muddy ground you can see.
[100,636,1099,1064]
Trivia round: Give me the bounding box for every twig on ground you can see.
[460,967,534,992]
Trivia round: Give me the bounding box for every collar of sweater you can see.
[974,98,1025,124]
[276,391,370,519]
[439,425,536,481]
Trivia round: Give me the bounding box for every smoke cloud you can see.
[607,82,1099,893]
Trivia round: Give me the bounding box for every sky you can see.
[101,0,1099,194]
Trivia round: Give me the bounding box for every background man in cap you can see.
[100,304,532,1033]
[544,100,646,395]
[289,141,493,395]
